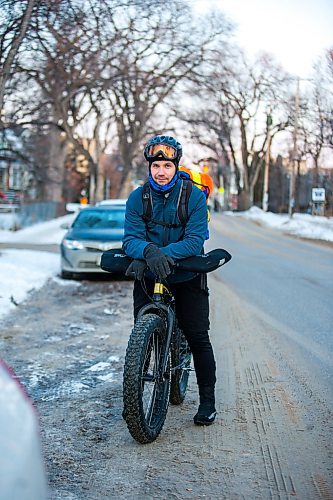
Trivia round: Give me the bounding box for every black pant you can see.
[133,274,216,387]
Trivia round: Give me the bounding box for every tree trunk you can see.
[92,119,105,202]
[45,129,67,202]
[118,169,133,198]
[294,159,301,212]
[238,189,251,211]
[314,157,320,186]
[89,161,97,205]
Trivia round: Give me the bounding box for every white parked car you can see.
[60,203,126,278]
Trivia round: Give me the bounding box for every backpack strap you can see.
[142,181,152,223]
[141,180,192,228]
[177,179,192,226]
[141,181,183,228]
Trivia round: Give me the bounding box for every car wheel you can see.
[61,270,73,279]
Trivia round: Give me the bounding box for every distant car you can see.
[60,204,126,278]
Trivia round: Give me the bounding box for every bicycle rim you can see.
[123,314,170,444]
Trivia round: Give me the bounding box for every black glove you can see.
[125,259,147,280]
[143,244,175,280]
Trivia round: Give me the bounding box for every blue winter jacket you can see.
[122,177,208,283]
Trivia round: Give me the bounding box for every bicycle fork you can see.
[152,282,175,382]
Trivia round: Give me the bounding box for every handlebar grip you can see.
[175,249,232,273]
[100,249,131,273]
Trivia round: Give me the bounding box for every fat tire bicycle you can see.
[100,248,232,444]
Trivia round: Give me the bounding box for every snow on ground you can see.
[226,207,333,243]
[0,208,332,321]
[0,249,61,319]
[0,213,76,321]
[0,213,75,244]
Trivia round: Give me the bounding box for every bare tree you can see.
[301,50,333,186]
[2,0,236,203]
[8,0,224,201]
[179,47,290,209]
[97,3,230,196]
[304,88,327,185]
[7,0,111,201]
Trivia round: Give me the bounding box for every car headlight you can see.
[62,238,85,250]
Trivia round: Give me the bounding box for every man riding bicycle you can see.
[123,134,217,425]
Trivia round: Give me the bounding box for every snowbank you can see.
[226,207,333,242]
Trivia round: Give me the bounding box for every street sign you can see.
[312,188,325,202]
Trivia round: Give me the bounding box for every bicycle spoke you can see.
[144,334,158,424]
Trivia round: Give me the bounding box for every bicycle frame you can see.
[106,247,232,443]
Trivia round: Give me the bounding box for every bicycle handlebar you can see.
[100,248,232,275]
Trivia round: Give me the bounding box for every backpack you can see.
[179,166,214,202]
[142,167,213,229]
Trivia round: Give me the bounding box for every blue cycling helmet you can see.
[144,135,183,167]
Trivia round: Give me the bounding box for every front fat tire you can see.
[123,314,170,444]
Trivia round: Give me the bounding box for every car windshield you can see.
[72,209,126,229]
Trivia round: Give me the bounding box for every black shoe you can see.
[193,385,217,426]
[193,406,217,426]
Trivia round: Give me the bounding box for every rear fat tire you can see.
[123,314,170,444]
[170,326,192,405]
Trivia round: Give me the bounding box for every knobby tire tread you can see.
[123,314,170,444]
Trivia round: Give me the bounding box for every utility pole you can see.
[288,77,300,218]
[262,110,272,212]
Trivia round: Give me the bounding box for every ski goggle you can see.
[145,143,178,160]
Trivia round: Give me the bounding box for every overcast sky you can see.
[192,0,333,77]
